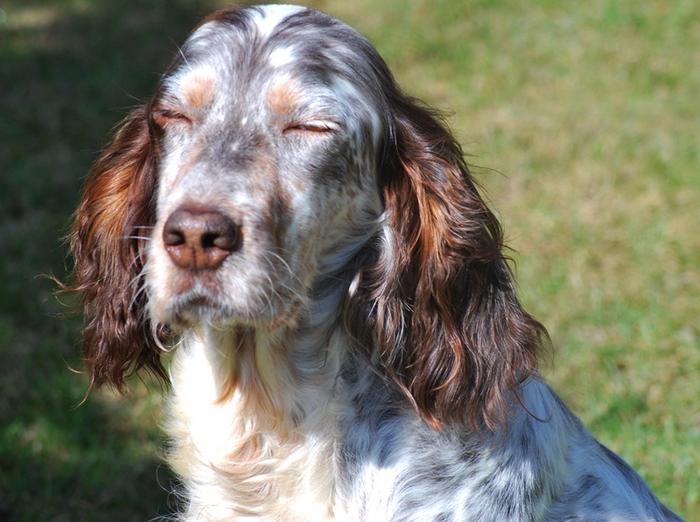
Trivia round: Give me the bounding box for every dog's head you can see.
[69,5,544,430]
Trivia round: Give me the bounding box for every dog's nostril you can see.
[209,230,238,251]
[162,207,240,270]
[201,232,217,249]
[163,228,186,247]
[203,234,237,251]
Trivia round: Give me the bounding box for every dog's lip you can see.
[184,295,214,307]
[165,291,226,329]
[167,285,224,317]
[173,291,221,312]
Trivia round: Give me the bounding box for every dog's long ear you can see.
[362,93,546,431]
[67,105,165,390]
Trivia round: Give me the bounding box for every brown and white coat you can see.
[68,5,681,521]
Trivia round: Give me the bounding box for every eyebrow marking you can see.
[182,71,216,109]
[267,76,302,116]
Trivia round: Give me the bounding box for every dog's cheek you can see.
[145,226,174,324]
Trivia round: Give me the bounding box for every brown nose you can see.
[162,207,240,271]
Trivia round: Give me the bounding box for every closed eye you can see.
[151,108,193,128]
[283,120,340,135]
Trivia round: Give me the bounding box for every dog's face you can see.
[146,6,384,329]
[71,4,542,430]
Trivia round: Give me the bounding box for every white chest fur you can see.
[165,329,344,521]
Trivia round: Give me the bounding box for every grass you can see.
[1,0,697,519]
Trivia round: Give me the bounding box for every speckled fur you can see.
[71,5,682,521]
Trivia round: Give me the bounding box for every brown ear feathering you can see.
[67,105,166,391]
[359,92,547,432]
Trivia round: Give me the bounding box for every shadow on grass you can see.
[0,1,237,519]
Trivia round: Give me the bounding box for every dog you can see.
[67,5,682,521]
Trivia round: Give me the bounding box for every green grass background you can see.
[1,0,698,519]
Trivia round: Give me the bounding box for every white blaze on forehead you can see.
[269,46,296,68]
[253,4,306,38]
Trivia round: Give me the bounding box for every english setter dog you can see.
[68,5,682,521]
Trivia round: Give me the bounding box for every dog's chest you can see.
[166,341,342,521]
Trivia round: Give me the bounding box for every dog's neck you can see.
[165,271,354,520]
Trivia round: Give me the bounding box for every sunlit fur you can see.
[68,5,682,521]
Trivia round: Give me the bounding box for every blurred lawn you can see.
[1,0,697,520]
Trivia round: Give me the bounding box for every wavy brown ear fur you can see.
[363,93,547,432]
[67,105,165,390]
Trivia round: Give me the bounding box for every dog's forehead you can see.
[162,5,382,116]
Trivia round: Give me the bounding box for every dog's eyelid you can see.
[151,107,193,128]
[283,119,341,135]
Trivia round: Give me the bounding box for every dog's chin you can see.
[158,293,301,333]
[167,296,229,330]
